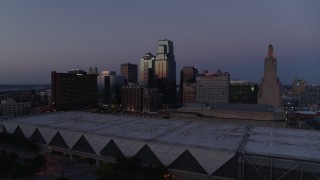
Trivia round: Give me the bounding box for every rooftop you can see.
[6,111,246,153]
[2,111,320,163]
[245,126,320,162]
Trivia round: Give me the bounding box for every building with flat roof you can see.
[1,111,320,179]
[196,70,230,104]
[51,70,98,110]
[0,98,31,117]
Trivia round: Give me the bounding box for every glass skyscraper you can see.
[154,39,176,105]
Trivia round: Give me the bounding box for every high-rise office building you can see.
[98,71,124,104]
[258,44,283,107]
[229,80,258,104]
[180,66,198,104]
[154,39,176,105]
[140,52,156,87]
[51,70,97,110]
[121,63,138,84]
[196,70,230,104]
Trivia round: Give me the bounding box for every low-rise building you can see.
[0,98,31,117]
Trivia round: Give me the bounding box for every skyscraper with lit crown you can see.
[154,39,176,105]
[258,44,283,107]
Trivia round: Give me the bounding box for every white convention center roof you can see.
[2,111,320,174]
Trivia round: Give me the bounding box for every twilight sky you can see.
[0,0,319,85]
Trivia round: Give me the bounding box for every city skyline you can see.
[0,1,319,84]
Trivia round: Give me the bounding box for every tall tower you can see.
[155,39,176,105]
[258,44,283,107]
[140,52,156,87]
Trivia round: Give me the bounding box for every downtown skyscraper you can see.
[120,63,138,84]
[139,52,156,88]
[154,39,176,105]
[258,44,283,107]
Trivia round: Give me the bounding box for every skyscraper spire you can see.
[268,44,273,57]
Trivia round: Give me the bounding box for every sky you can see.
[0,0,319,85]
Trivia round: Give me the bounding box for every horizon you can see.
[0,1,319,85]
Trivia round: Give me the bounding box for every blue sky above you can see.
[0,0,319,84]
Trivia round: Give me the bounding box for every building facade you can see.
[121,84,144,112]
[300,85,319,108]
[182,83,196,104]
[121,63,138,84]
[154,39,176,105]
[98,71,124,105]
[142,88,160,112]
[140,52,156,88]
[196,70,230,104]
[180,66,198,104]
[39,89,52,106]
[258,44,283,107]
[51,70,98,110]
[292,79,307,96]
[229,80,258,104]
[0,98,31,117]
